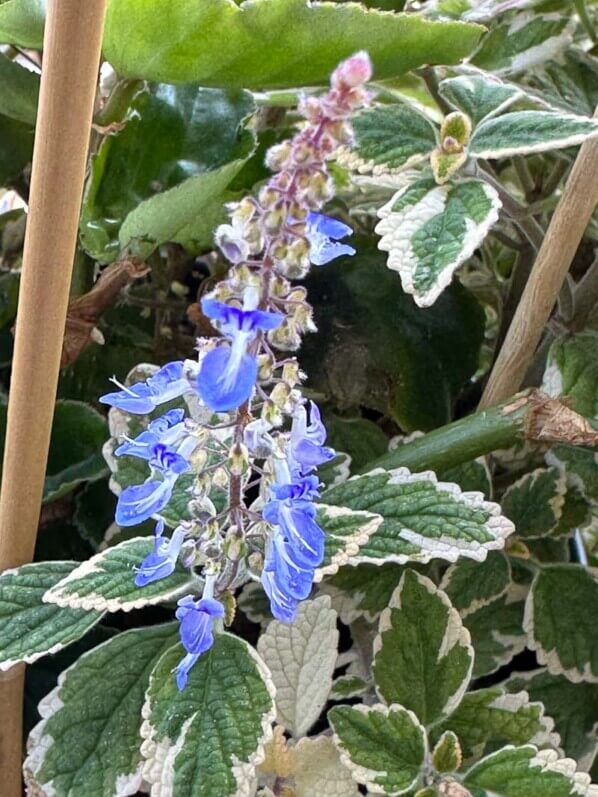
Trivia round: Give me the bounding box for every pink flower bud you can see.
[332,51,373,89]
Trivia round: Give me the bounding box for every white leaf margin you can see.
[375,179,501,307]
[502,466,568,539]
[139,637,277,797]
[324,466,515,567]
[373,571,474,721]
[42,538,197,614]
[314,505,383,582]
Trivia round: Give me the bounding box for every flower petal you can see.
[197,345,258,412]
[115,477,176,526]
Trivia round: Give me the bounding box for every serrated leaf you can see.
[523,48,598,117]
[0,0,44,48]
[438,74,523,125]
[469,110,598,159]
[0,562,103,670]
[434,686,559,764]
[439,457,492,498]
[440,551,511,617]
[103,0,483,89]
[257,597,338,738]
[506,669,598,771]
[373,569,473,726]
[471,12,573,75]
[552,487,592,539]
[525,564,598,683]
[0,52,39,125]
[321,563,404,624]
[141,633,276,797]
[24,623,178,797]
[464,588,527,678]
[316,505,383,580]
[502,468,567,540]
[543,332,598,423]
[330,674,370,701]
[375,178,501,307]
[43,537,196,613]
[294,735,360,797]
[319,467,514,566]
[337,103,437,175]
[547,446,598,506]
[464,745,598,797]
[329,703,427,796]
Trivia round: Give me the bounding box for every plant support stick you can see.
[0,2,106,794]
[480,128,598,408]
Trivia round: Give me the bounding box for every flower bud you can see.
[262,205,287,235]
[265,142,292,172]
[212,466,230,489]
[332,51,373,89]
[228,442,250,476]
[215,224,250,264]
[220,590,237,626]
[223,529,247,562]
[262,398,284,426]
[269,319,302,351]
[282,360,302,386]
[270,382,291,411]
[257,352,275,381]
[258,186,280,209]
[190,446,208,473]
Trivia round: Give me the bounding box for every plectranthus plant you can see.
[96,51,371,689]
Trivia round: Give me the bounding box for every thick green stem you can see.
[361,389,598,474]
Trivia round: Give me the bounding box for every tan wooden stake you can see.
[480,131,598,408]
[0,2,106,793]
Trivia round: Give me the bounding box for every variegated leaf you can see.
[543,331,598,423]
[375,178,501,306]
[464,586,527,678]
[501,468,567,540]
[315,505,383,580]
[439,73,523,125]
[440,551,511,617]
[319,467,513,566]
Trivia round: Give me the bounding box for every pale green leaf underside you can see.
[0,561,103,670]
[319,467,513,565]
[141,633,276,797]
[103,0,483,89]
[375,178,501,307]
[294,735,360,797]
[43,537,196,613]
[524,564,598,683]
[469,111,598,159]
[501,467,566,540]
[373,569,473,726]
[329,703,426,796]
[338,103,437,175]
[543,331,598,423]
[464,745,598,797]
[257,596,338,738]
[438,74,523,125]
[471,12,573,76]
[434,686,558,763]
[24,623,178,797]
[440,550,511,616]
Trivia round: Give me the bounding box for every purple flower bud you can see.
[332,51,373,89]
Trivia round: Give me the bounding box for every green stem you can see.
[573,0,596,44]
[361,390,540,474]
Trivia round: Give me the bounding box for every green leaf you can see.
[469,110,598,159]
[321,563,404,624]
[302,245,485,430]
[373,569,473,726]
[43,537,196,613]
[525,564,598,683]
[438,74,523,126]
[103,0,483,89]
[464,588,527,678]
[324,414,389,472]
[141,633,276,796]
[543,332,598,423]
[118,153,251,260]
[471,12,574,75]
[432,730,462,773]
[319,467,514,566]
[375,178,501,307]
[522,49,598,117]
[0,0,44,48]
[0,52,39,125]
[0,112,33,185]
[440,551,511,616]
[0,561,103,670]
[547,445,598,506]
[463,745,598,797]
[316,505,383,580]
[329,703,427,795]
[434,686,558,764]
[438,456,492,498]
[257,596,338,738]
[24,623,178,797]
[81,84,255,263]
[552,487,592,539]
[337,103,437,175]
[330,674,370,701]
[506,669,598,771]
[502,467,567,540]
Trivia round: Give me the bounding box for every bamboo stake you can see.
[0,2,106,793]
[480,130,598,408]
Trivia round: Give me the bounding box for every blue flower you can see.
[115,409,187,460]
[115,444,191,527]
[100,362,190,414]
[134,521,186,587]
[197,297,283,412]
[307,212,356,266]
[175,596,224,689]
[289,402,335,475]
[263,492,325,569]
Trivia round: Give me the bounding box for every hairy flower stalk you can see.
[100,52,372,687]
